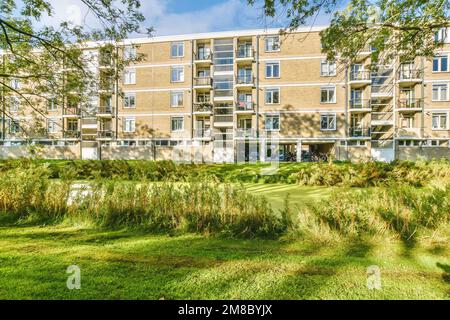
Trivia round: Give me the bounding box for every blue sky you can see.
[40,0,334,37]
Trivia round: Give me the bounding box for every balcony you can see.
[235,101,255,113]
[371,85,394,98]
[398,70,423,86]
[81,119,98,129]
[97,130,113,139]
[96,106,114,117]
[193,128,212,140]
[213,114,234,127]
[349,71,372,87]
[349,99,371,113]
[63,107,81,118]
[236,47,254,62]
[397,99,424,112]
[194,52,213,64]
[235,75,254,89]
[349,127,371,138]
[194,77,213,89]
[193,102,213,115]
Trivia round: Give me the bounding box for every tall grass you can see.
[1,159,449,186]
[0,162,448,242]
[0,166,287,238]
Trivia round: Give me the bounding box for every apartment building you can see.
[1,26,450,162]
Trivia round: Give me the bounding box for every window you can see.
[265,36,280,52]
[171,91,184,107]
[400,115,414,128]
[10,78,20,90]
[347,140,367,147]
[265,61,280,78]
[432,83,448,101]
[9,96,19,112]
[265,114,280,131]
[433,55,448,72]
[320,113,336,131]
[435,28,448,43]
[124,45,137,60]
[48,119,58,133]
[123,117,136,132]
[171,42,184,57]
[67,120,78,132]
[171,116,184,132]
[265,88,280,104]
[124,92,136,108]
[171,66,184,82]
[9,120,20,134]
[432,113,448,130]
[47,98,57,111]
[321,86,336,103]
[321,60,336,76]
[123,68,136,84]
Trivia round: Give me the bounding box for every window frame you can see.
[124,92,136,109]
[171,66,185,83]
[265,36,281,52]
[170,116,184,132]
[432,83,449,101]
[123,68,136,85]
[320,85,337,104]
[123,117,136,133]
[171,42,185,58]
[320,60,337,77]
[170,91,184,108]
[433,55,449,73]
[431,112,449,130]
[265,87,280,104]
[265,61,280,78]
[320,113,337,131]
[265,114,280,131]
[124,45,137,60]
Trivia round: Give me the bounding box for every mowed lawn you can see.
[0,226,449,299]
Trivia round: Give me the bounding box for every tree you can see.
[0,0,150,139]
[248,0,450,64]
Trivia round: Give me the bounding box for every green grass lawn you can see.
[0,225,448,300]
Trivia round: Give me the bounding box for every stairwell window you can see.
[171,91,184,107]
[432,112,448,130]
[124,93,136,108]
[9,120,20,134]
[265,36,280,52]
[321,86,336,103]
[171,42,184,58]
[123,117,136,132]
[10,78,20,90]
[265,114,280,131]
[171,116,184,132]
[320,60,336,76]
[433,55,448,72]
[266,61,280,78]
[171,66,184,82]
[123,68,136,85]
[432,83,448,101]
[320,113,336,131]
[265,88,280,104]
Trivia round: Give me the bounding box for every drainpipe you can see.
[190,39,194,161]
[256,35,260,161]
[344,65,349,161]
[1,54,5,142]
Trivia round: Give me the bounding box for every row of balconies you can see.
[194,75,255,88]
[349,98,424,112]
[193,102,256,114]
[194,48,255,63]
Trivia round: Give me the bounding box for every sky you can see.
[38,0,334,38]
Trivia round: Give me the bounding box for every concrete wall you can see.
[0,145,80,159]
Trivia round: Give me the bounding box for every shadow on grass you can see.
[437,263,450,284]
